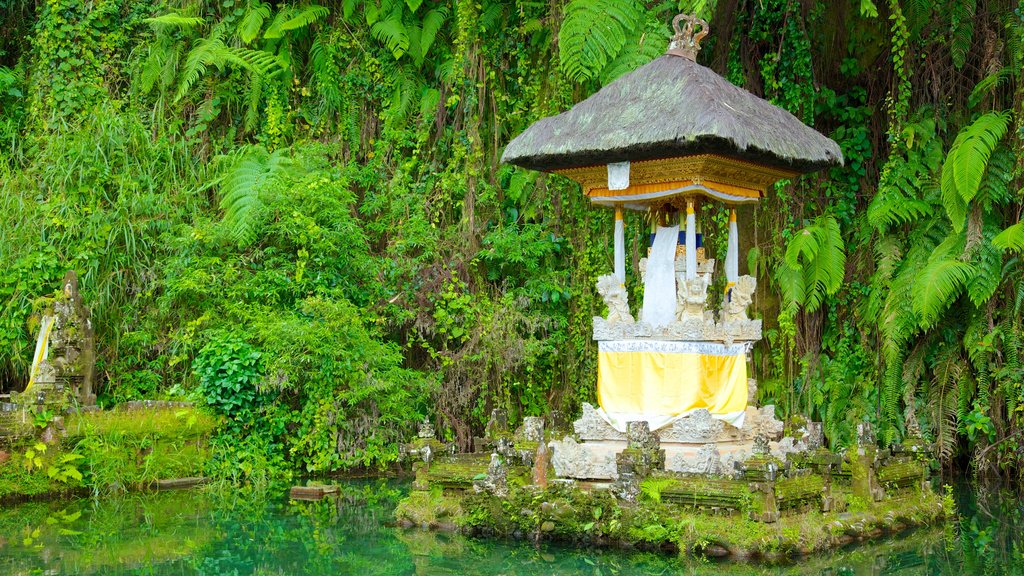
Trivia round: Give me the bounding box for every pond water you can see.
[0,479,1020,575]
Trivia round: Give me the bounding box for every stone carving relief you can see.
[596,274,634,324]
[722,275,756,323]
[676,274,709,321]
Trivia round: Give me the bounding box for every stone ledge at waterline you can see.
[394,412,948,563]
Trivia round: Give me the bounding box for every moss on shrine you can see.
[394,480,947,563]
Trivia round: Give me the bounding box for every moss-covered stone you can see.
[394,474,947,563]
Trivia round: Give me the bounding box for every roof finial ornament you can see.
[667,13,709,61]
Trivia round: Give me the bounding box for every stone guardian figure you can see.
[596,274,634,324]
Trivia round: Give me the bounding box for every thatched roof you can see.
[501,54,843,173]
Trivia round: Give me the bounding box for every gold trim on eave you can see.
[556,154,797,206]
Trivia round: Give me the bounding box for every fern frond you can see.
[342,0,359,22]
[371,11,410,59]
[599,13,670,84]
[145,13,205,29]
[870,117,940,231]
[238,0,271,44]
[965,231,1002,307]
[929,344,963,462]
[968,66,1013,108]
[678,0,719,21]
[949,0,976,69]
[175,34,229,101]
[941,111,1012,230]
[993,222,1024,253]
[977,145,1014,207]
[244,73,264,133]
[913,257,974,329]
[264,5,329,39]
[559,0,644,83]
[867,192,932,230]
[418,7,449,66]
[776,215,846,313]
[219,147,294,247]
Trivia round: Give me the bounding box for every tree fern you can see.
[776,215,846,313]
[219,147,294,247]
[144,13,205,29]
[940,111,1011,231]
[238,0,271,44]
[264,5,330,40]
[948,0,976,69]
[913,256,974,330]
[993,222,1024,253]
[559,0,644,83]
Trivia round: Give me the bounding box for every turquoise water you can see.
[0,480,1020,575]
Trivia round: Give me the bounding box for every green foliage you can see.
[940,112,1011,231]
[559,0,646,83]
[1,0,1023,480]
[993,222,1024,253]
[776,215,846,313]
[949,0,977,69]
[217,146,295,247]
[193,334,263,419]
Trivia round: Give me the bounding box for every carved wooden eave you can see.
[555,154,798,210]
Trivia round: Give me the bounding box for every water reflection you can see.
[0,480,1020,575]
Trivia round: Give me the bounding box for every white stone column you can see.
[614,206,625,284]
[726,208,739,284]
[685,199,697,280]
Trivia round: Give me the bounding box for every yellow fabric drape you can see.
[597,341,747,422]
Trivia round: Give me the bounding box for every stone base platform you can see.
[550,401,801,480]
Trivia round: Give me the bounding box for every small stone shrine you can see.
[17,271,97,408]
[394,14,942,561]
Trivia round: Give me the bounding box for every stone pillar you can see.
[726,208,738,285]
[852,422,884,502]
[685,199,697,280]
[611,421,665,502]
[614,206,625,284]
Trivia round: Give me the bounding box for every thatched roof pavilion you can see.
[501,15,843,208]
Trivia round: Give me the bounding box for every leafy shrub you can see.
[193,334,263,419]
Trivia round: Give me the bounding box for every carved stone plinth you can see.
[553,400,798,480]
[592,316,762,343]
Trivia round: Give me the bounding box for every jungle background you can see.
[0,0,1021,480]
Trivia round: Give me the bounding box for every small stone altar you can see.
[19,270,97,408]
[2,271,97,440]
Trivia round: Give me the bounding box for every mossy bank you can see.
[0,405,217,502]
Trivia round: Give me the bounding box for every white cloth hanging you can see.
[640,225,679,328]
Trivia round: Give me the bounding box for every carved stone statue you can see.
[722,275,756,322]
[676,273,709,321]
[25,271,96,406]
[596,274,633,324]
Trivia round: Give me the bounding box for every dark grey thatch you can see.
[502,54,843,173]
